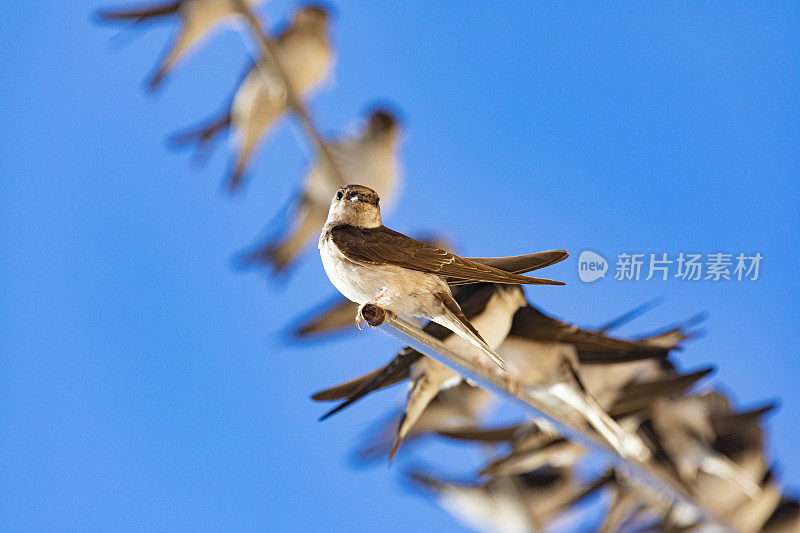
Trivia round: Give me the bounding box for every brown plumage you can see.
[330,224,566,286]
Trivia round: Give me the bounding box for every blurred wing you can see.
[294,298,358,338]
[510,305,668,361]
[330,225,564,285]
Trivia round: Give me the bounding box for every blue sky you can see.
[1,1,798,531]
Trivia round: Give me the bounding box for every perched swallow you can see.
[648,392,763,498]
[292,236,458,336]
[687,399,778,524]
[318,184,567,371]
[436,366,712,478]
[291,234,455,338]
[312,300,681,406]
[97,0,266,91]
[578,313,705,408]
[496,334,650,460]
[239,109,402,271]
[172,4,333,191]
[388,285,527,459]
[313,297,683,460]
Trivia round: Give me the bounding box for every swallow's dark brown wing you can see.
[313,284,504,417]
[608,367,715,418]
[317,349,419,420]
[96,1,180,22]
[509,306,668,361]
[329,225,565,285]
[450,250,569,285]
[436,424,523,443]
[311,365,399,402]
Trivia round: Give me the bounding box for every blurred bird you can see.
[579,313,705,408]
[318,184,567,371]
[647,392,764,499]
[762,498,800,533]
[496,328,651,460]
[435,366,712,478]
[351,382,491,464]
[387,285,526,459]
[171,4,333,191]
[408,466,607,533]
[314,283,525,460]
[97,0,266,91]
[238,109,402,271]
[312,299,685,460]
[678,397,779,530]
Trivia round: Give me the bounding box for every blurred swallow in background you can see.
[647,392,764,498]
[318,184,567,371]
[97,0,267,91]
[171,4,333,190]
[313,298,684,460]
[762,498,800,533]
[408,466,608,533]
[435,364,713,478]
[350,383,491,464]
[497,327,649,460]
[313,284,525,460]
[238,108,402,271]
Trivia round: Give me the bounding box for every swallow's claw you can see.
[355,305,365,330]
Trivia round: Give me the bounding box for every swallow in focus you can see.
[97,0,267,91]
[239,108,402,271]
[171,4,333,191]
[291,234,455,338]
[318,184,567,372]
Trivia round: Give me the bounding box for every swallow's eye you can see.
[336,191,343,200]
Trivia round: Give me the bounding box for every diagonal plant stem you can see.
[231,0,348,186]
[368,309,740,532]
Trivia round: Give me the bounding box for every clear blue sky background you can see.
[2,2,798,531]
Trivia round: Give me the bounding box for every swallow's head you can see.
[326,184,382,228]
[365,108,402,146]
[294,4,330,33]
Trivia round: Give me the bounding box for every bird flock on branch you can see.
[96,2,797,531]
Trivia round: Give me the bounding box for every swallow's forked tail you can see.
[170,113,232,154]
[435,291,507,372]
